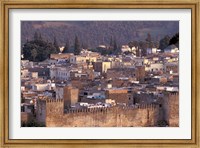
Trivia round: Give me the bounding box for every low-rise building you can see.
[63,86,79,107]
[32,83,55,91]
[21,69,29,78]
[145,63,164,72]
[105,88,132,105]
[28,67,50,79]
[50,53,74,60]
[164,44,179,53]
[164,62,179,74]
[70,55,97,64]
[93,61,111,73]
[107,66,145,81]
[150,76,168,84]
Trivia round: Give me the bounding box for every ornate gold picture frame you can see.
[0,0,199,147]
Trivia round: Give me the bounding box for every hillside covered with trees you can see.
[22,31,179,62]
[21,21,179,48]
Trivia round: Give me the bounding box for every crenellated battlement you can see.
[134,104,158,110]
[46,99,64,115]
[46,104,160,127]
[168,91,179,96]
[46,97,159,115]
[63,104,159,115]
[45,98,161,127]
[46,98,64,103]
[65,107,108,114]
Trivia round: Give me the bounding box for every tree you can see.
[46,42,57,54]
[128,41,139,52]
[38,32,43,41]
[113,38,118,51]
[108,36,114,51]
[74,36,81,55]
[128,42,134,51]
[113,39,121,55]
[82,42,88,49]
[109,36,113,47]
[53,36,60,53]
[149,42,154,48]
[159,35,170,50]
[169,33,179,47]
[31,48,37,61]
[132,40,138,48]
[62,39,69,53]
[145,33,152,42]
[138,41,148,57]
[34,32,39,41]
[154,41,159,48]
[22,36,58,62]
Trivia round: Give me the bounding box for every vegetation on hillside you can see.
[21,21,179,48]
[22,30,179,62]
[22,32,59,62]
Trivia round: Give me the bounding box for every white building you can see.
[152,48,157,54]
[50,67,72,80]
[145,63,164,72]
[21,60,34,68]
[164,44,179,53]
[32,83,55,91]
[121,45,132,52]
[146,48,158,54]
[70,55,97,64]
[56,67,70,80]
[21,69,29,78]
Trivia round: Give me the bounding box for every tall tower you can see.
[63,86,79,108]
[163,91,179,127]
[45,99,64,127]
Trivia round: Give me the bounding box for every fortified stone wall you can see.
[167,92,179,126]
[162,92,179,127]
[46,99,160,127]
[21,112,34,124]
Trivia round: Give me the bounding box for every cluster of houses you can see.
[21,44,179,126]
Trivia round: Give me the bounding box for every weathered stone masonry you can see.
[46,99,160,127]
[42,91,179,127]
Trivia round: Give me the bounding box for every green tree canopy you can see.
[62,39,70,53]
[74,36,81,55]
[22,32,57,62]
[145,33,152,42]
[169,32,179,47]
[53,36,60,53]
[159,35,170,50]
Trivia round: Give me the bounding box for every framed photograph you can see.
[1,0,199,147]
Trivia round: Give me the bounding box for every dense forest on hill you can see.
[21,21,179,48]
